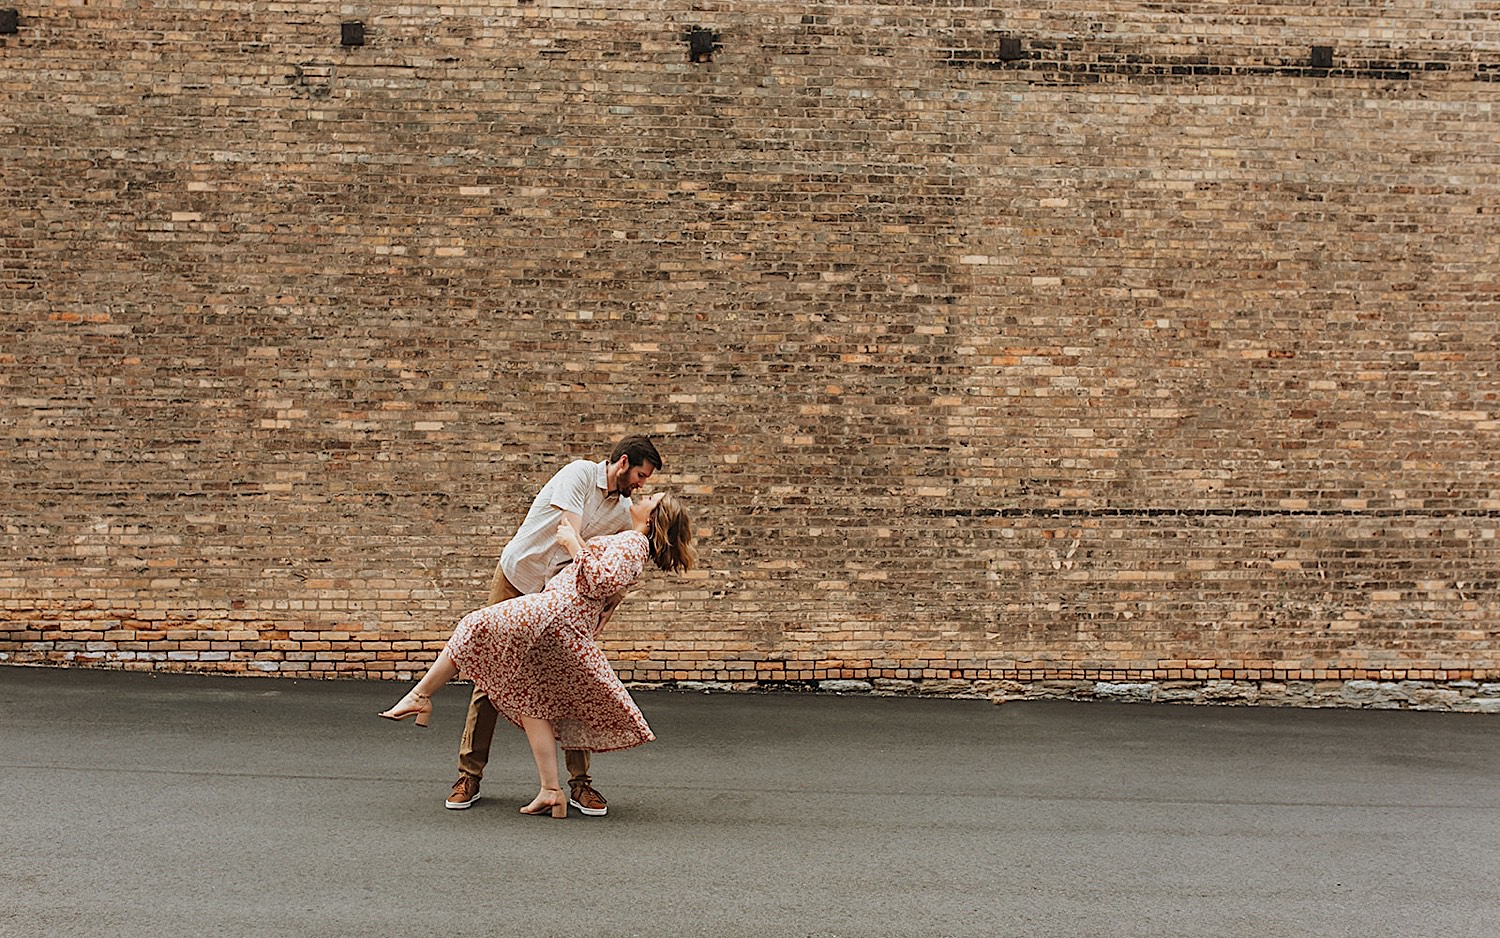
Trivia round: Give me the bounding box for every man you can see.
[445,436,661,816]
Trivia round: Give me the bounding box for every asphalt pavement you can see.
[2,666,1497,938]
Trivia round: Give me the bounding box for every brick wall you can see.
[3,2,1498,708]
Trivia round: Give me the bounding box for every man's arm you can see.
[598,588,627,629]
[545,460,594,525]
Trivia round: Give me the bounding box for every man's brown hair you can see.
[611,435,662,471]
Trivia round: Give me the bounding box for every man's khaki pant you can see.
[456,562,592,785]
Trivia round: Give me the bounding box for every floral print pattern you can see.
[445,531,655,753]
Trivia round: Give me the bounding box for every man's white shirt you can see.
[498,459,632,595]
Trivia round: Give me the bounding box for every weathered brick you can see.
[1,2,1497,704]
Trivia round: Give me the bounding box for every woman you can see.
[379,491,695,818]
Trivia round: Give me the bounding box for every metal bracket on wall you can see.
[686,27,719,63]
[294,62,337,98]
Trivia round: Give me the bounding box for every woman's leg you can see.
[378,649,459,725]
[410,648,460,697]
[518,716,568,817]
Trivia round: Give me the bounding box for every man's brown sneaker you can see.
[568,781,608,817]
[445,774,481,810]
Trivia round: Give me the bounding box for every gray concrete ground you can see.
[2,666,1497,938]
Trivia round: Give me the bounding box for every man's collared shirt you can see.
[498,459,633,594]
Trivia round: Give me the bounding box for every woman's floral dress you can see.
[444,530,655,753]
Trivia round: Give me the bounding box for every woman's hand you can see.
[555,518,584,559]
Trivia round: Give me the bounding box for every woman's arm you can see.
[570,531,649,601]
[555,518,585,560]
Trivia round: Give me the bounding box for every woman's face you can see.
[630,491,664,527]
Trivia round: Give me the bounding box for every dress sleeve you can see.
[572,531,649,601]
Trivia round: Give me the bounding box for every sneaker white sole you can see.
[568,798,607,817]
[445,795,480,810]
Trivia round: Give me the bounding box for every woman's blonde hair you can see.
[647,492,696,573]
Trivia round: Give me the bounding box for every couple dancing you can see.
[380,436,695,819]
